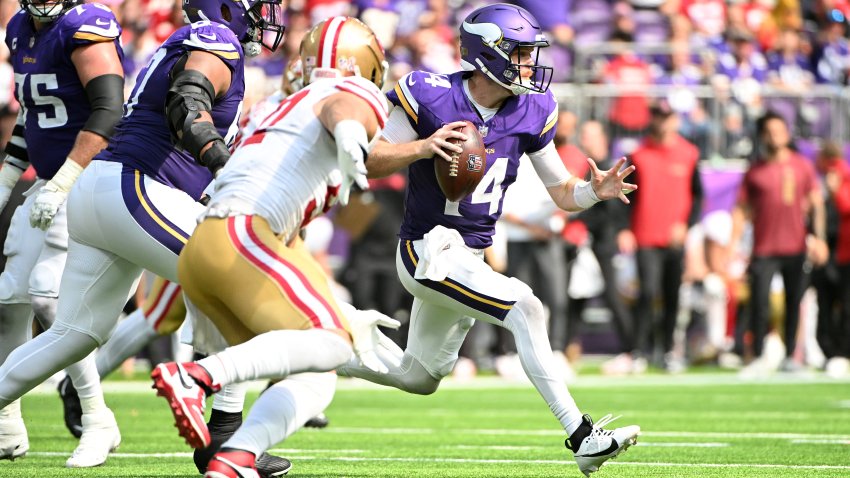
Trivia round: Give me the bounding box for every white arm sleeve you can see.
[528,141,572,187]
[381,106,420,144]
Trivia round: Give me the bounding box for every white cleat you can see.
[0,416,29,460]
[570,414,640,477]
[65,409,121,468]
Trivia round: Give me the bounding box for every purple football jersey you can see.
[5,4,123,180]
[388,71,558,249]
[98,21,245,200]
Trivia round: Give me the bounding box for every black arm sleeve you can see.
[165,67,229,175]
[82,73,125,140]
[687,165,704,227]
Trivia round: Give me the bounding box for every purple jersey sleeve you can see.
[526,91,558,153]
[60,3,122,55]
[180,22,242,72]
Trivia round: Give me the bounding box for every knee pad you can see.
[508,278,545,326]
[0,272,27,304]
[29,261,62,299]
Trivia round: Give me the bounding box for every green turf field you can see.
[2,374,849,477]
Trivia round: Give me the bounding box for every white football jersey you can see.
[208,76,388,241]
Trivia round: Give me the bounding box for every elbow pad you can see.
[165,68,228,174]
[82,74,124,139]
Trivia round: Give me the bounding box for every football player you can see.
[0,0,292,475]
[150,17,400,477]
[0,0,124,466]
[337,4,641,476]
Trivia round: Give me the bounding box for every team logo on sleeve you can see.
[466,154,483,173]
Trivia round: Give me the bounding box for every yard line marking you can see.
[837,400,850,409]
[452,443,730,450]
[637,442,729,447]
[323,427,850,441]
[23,452,850,470]
[790,439,850,445]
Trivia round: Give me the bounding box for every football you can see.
[434,121,487,202]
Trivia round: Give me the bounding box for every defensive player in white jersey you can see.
[337,4,640,476]
[151,17,400,477]
[0,0,124,466]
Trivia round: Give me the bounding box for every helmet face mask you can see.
[459,3,553,95]
[21,0,78,22]
[182,0,285,57]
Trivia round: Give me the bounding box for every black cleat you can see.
[304,413,329,429]
[57,375,83,439]
[193,410,291,477]
[255,453,292,477]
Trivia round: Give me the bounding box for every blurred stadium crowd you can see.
[0,0,849,380]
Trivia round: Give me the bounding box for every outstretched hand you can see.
[587,157,637,204]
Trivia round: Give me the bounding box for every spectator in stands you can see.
[712,27,769,132]
[679,0,727,49]
[510,0,574,82]
[733,111,827,373]
[766,28,815,92]
[601,31,654,138]
[619,101,702,373]
[727,0,780,52]
[570,0,615,47]
[570,121,637,375]
[814,8,850,85]
[814,142,850,377]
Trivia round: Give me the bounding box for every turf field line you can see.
[791,439,850,445]
[28,373,850,395]
[451,443,730,449]
[20,453,850,470]
[322,427,850,441]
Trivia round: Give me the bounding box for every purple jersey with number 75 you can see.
[387,70,558,249]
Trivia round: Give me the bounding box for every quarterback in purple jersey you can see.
[0,0,124,467]
[338,4,640,476]
[0,0,291,475]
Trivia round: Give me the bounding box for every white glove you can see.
[30,158,83,230]
[334,120,370,206]
[347,308,402,374]
[0,162,23,214]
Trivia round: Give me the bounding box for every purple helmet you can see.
[20,0,80,22]
[460,3,553,95]
[182,0,285,56]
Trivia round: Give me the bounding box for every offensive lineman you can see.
[0,0,124,466]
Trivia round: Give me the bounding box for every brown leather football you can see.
[434,121,487,202]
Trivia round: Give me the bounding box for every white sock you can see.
[197,329,352,386]
[212,382,247,414]
[66,351,107,415]
[0,398,22,420]
[504,296,583,435]
[96,308,158,377]
[223,372,336,455]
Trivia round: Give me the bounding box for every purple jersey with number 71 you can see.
[97,21,245,200]
[387,70,558,249]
